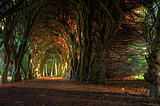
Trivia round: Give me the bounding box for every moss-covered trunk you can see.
[11,38,27,82]
[80,45,91,81]
[1,50,10,84]
[144,8,160,98]
[145,51,160,98]
[70,39,78,79]
[12,59,22,82]
[89,39,106,84]
[79,0,92,81]
[1,17,12,84]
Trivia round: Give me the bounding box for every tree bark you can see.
[28,53,33,79]
[89,39,106,84]
[51,59,54,76]
[44,63,47,76]
[21,64,27,80]
[11,58,22,82]
[53,59,56,76]
[1,50,10,84]
[79,0,92,81]
[144,7,160,98]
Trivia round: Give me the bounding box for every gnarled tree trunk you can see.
[89,39,106,84]
[144,7,160,98]
[1,50,10,84]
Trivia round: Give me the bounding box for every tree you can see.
[0,13,18,84]
[125,0,160,98]
[0,0,37,83]
[36,0,126,84]
[69,0,126,84]
[144,2,160,98]
[10,1,48,82]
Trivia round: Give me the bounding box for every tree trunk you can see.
[21,65,27,80]
[40,58,44,76]
[31,59,36,78]
[89,39,106,84]
[28,53,33,79]
[72,50,78,79]
[79,12,92,81]
[12,59,22,82]
[46,63,48,76]
[80,47,91,81]
[145,55,159,98]
[44,63,47,76]
[56,60,59,76]
[58,61,62,76]
[1,51,9,84]
[51,59,53,76]
[53,59,56,76]
[144,7,160,98]
[69,33,78,79]
[11,46,27,82]
[150,81,159,98]
[1,42,11,84]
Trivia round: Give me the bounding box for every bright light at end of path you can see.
[51,77,63,79]
[0,25,4,30]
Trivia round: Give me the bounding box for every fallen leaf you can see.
[39,94,45,97]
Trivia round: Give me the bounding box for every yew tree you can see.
[144,1,160,98]
[125,0,160,98]
[0,0,51,83]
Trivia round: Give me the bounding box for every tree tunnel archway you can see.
[31,43,70,78]
[0,0,156,91]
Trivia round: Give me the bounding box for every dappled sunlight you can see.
[39,76,64,80]
[1,1,160,104]
[0,76,12,82]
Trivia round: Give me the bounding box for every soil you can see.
[0,76,160,106]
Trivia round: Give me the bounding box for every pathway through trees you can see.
[0,76,159,106]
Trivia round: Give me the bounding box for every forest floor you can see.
[0,76,160,106]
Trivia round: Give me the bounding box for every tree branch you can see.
[98,0,114,26]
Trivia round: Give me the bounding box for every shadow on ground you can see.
[0,77,159,106]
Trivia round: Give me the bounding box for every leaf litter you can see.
[0,76,159,106]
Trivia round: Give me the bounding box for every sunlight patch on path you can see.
[0,76,12,82]
[39,76,64,80]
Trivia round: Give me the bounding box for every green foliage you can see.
[157,0,160,4]
[127,44,147,75]
[7,70,11,76]
[47,59,52,70]
[135,6,147,18]
[47,59,53,75]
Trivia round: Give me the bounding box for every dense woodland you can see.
[0,0,160,98]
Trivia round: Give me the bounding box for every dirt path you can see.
[0,76,159,106]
